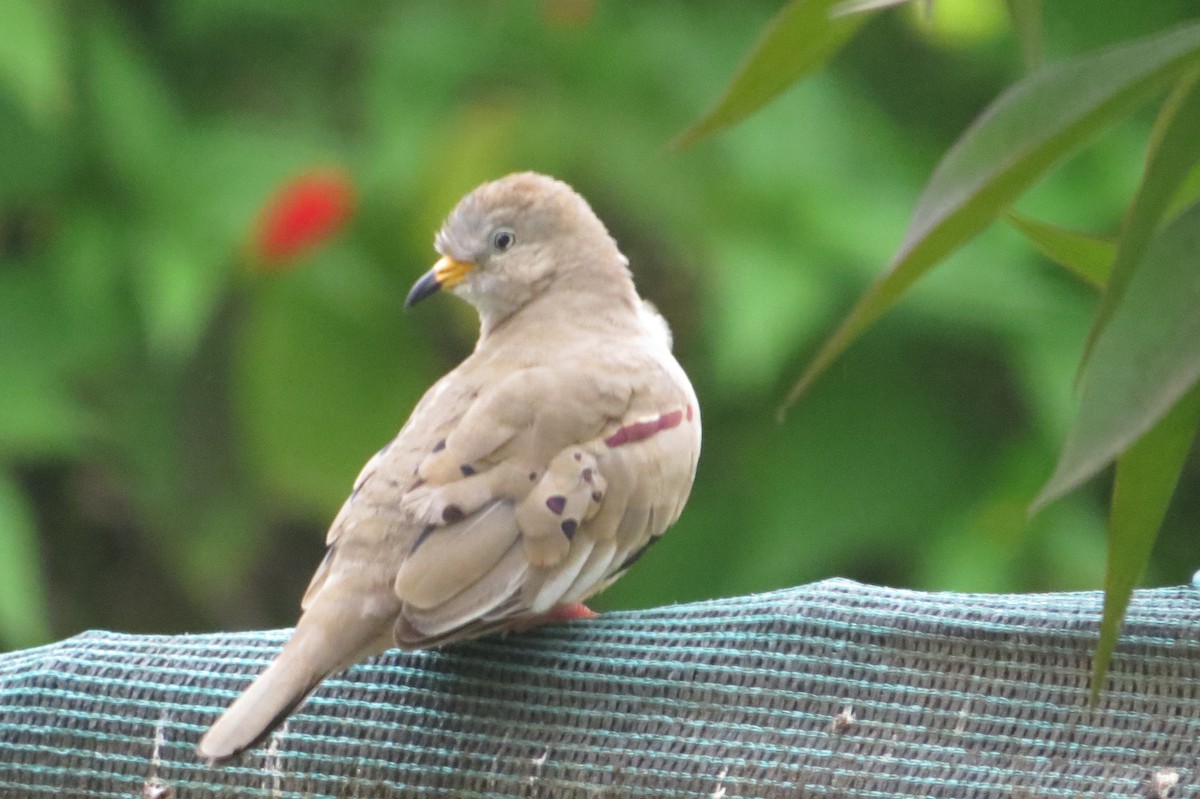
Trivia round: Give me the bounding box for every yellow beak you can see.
[405,256,474,308]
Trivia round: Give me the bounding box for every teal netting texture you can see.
[1,578,1198,798]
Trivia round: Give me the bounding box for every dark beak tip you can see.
[405,270,442,309]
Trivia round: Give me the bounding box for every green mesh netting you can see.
[1,578,1197,798]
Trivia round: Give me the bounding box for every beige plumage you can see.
[197,172,701,763]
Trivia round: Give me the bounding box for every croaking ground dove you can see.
[197,172,701,763]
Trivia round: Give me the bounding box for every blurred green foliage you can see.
[1,0,1198,652]
[705,0,1200,691]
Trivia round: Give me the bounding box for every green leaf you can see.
[82,4,180,188]
[0,271,88,458]
[1035,199,1200,508]
[131,231,230,361]
[1005,210,1114,289]
[237,259,431,514]
[672,0,868,149]
[829,0,912,17]
[781,19,1200,415]
[1082,69,1200,362]
[1166,160,1200,219]
[0,0,69,128]
[1090,382,1200,703]
[0,471,51,648]
[1004,0,1043,72]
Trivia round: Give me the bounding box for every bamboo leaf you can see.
[1081,69,1200,362]
[1005,0,1043,72]
[1005,210,1114,289]
[1091,383,1200,702]
[673,0,868,149]
[830,0,912,17]
[781,20,1200,416]
[1035,199,1200,508]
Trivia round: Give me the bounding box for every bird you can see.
[196,172,701,763]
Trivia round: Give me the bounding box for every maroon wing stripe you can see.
[605,408,684,448]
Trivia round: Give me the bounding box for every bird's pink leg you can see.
[514,603,599,631]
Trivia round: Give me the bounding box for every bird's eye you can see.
[491,228,516,252]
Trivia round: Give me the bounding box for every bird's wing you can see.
[378,353,699,647]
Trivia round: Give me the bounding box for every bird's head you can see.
[406,172,630,331]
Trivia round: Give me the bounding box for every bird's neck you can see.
[476,269,641,348]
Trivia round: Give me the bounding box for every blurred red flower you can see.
[253,168,355,266]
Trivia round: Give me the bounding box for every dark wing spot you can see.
[591,491,603,503]
[573,451,582,461]
[561,519,578,539]
[528,471,538,481]
[432,439,446,453]
[442,504,464,523]
[545,495,567,515]
[460,464,476,477]
[581,468,593,483]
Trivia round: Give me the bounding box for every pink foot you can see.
[513,603,599,631]
[543,602,599,623]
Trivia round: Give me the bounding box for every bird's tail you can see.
[196,597,392,764]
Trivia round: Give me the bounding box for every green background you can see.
[1,0,1197,650]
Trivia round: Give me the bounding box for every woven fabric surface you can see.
[1,577,1197,798]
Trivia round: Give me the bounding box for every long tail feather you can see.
[196,598,390,764]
